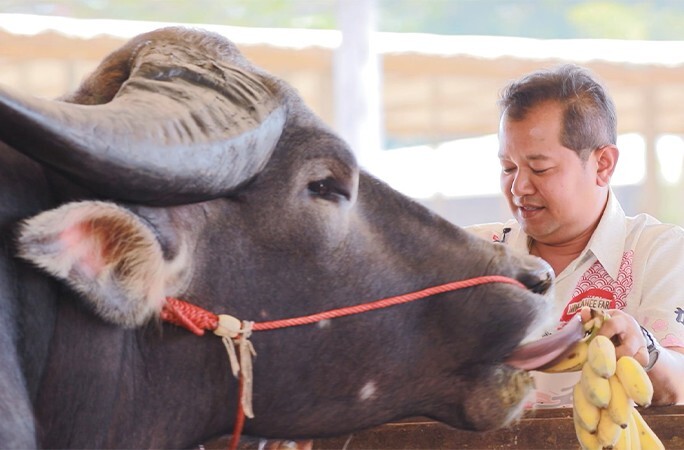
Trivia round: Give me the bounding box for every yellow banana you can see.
[582,316,598,332]
[540,309,608,374]
[572,382,600,433]
[580,362,611,408]
[574,411,602,450]
[613,424,631,450]
[615,356,653,407]
[583,309,611,332]
[597,408,622,448]
[607,374,631,428]
[566,309,663,450]
[587,334,616,378]
[627,408,642,450]
[631,407,664,450]
[539,339,588,373]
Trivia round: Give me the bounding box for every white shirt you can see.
[466,189,684,408]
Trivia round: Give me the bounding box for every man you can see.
[468,64,684,407]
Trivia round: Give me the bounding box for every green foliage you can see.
[569,2,650,39]
[1,0,337,27]
[375,0,684,40]
[3,0,684,39]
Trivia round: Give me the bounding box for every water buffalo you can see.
[0,27,557,448]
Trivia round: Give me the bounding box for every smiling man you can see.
[467,64,684,408]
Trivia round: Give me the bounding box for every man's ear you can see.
[595,145,619,187]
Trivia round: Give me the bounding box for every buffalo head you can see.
[0,27,558,448]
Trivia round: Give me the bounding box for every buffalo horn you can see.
[0,48,286,205]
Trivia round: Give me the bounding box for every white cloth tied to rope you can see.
[215,315,256,419]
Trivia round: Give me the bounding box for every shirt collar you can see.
[581,188,626,280]
[501,219,528,251]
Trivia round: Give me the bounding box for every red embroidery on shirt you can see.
[561,289,615,323]
[570,250,634,311]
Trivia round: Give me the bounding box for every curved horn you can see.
[0,35,286,205]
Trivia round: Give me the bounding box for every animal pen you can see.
[2,13,683,449]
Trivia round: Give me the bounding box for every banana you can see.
[587,334,616,378]
[597,408,622,448]
[574,411,602,450]
[539,309,608,374]
[584,308,611,332]
[615,356,653,407]
[631,407,664,450]
[561,309,664,450]
[580,361,611,408]
[607,374,631,428]
[582,317,598,332]
[627,408,642,450]
[573,382,600,433]
[539,339,589,373]
[613,424,631,450]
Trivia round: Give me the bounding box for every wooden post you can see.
[333,0,383,166]
[640,83,661,217]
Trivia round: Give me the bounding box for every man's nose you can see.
[511,171,534,196]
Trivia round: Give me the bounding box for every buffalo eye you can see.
[307,177,350,202]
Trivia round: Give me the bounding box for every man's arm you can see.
[648,346,684,405]
[624,225,684,405]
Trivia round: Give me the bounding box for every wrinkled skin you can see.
[0,27,554,448]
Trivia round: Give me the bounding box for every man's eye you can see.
[532,168,550,174]
[501,167,515,174]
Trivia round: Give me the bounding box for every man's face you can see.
[498,102,605,245]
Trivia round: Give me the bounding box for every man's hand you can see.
[578,306,684,405]
[596,309,649,367]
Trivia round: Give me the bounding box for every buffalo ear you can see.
[17,201,183,327]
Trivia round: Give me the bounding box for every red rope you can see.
[161,274,525,449]
[161,297,218,335]
[228,365,246,450]
[162,275,524,334]
[253,275,523,331]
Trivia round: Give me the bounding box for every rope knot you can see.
[214,314,243,339]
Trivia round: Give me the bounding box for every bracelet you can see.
[640,326,660,372]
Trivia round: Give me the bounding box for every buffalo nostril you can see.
[516,265,555,294]
[528,273,553,294]
[515,256,555,294]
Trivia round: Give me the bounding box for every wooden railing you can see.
[312,405,684,449]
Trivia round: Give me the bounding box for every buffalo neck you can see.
[35,297,234,448]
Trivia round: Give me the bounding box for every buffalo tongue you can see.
[505,315,585,371]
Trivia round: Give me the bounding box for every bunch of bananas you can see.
[540,312,664,450]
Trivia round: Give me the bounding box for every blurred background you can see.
[1,0,684,226]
